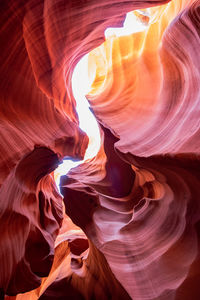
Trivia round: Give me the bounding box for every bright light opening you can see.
[54,54,101,189]
[54,9,151,190]
[104,10,150,38]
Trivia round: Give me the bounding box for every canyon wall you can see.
[1,0,200,299]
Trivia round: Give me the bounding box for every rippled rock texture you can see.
[1,0,200,299]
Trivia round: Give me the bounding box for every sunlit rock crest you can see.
[0,0,200,299]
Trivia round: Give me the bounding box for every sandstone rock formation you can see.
[1,0,200,299]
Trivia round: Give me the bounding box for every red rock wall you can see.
[1,0,200,299]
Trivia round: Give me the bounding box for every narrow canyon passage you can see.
[1,1,200,299]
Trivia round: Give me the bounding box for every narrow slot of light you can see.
[73,54,101,161]
[55,9,151,190]
[54,54,101,189]
[104,10,150,38]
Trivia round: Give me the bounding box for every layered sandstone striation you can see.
[1,0,200,299]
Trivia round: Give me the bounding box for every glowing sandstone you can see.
[1,0,200,299]
[88,0,200,156]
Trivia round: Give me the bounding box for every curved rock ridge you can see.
[0,147,63,296]
[87,0,200,156]
[61,129,200,300]
[1,0,200,299]
[13,233,132,300]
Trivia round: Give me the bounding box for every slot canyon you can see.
[0,0,200,299]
